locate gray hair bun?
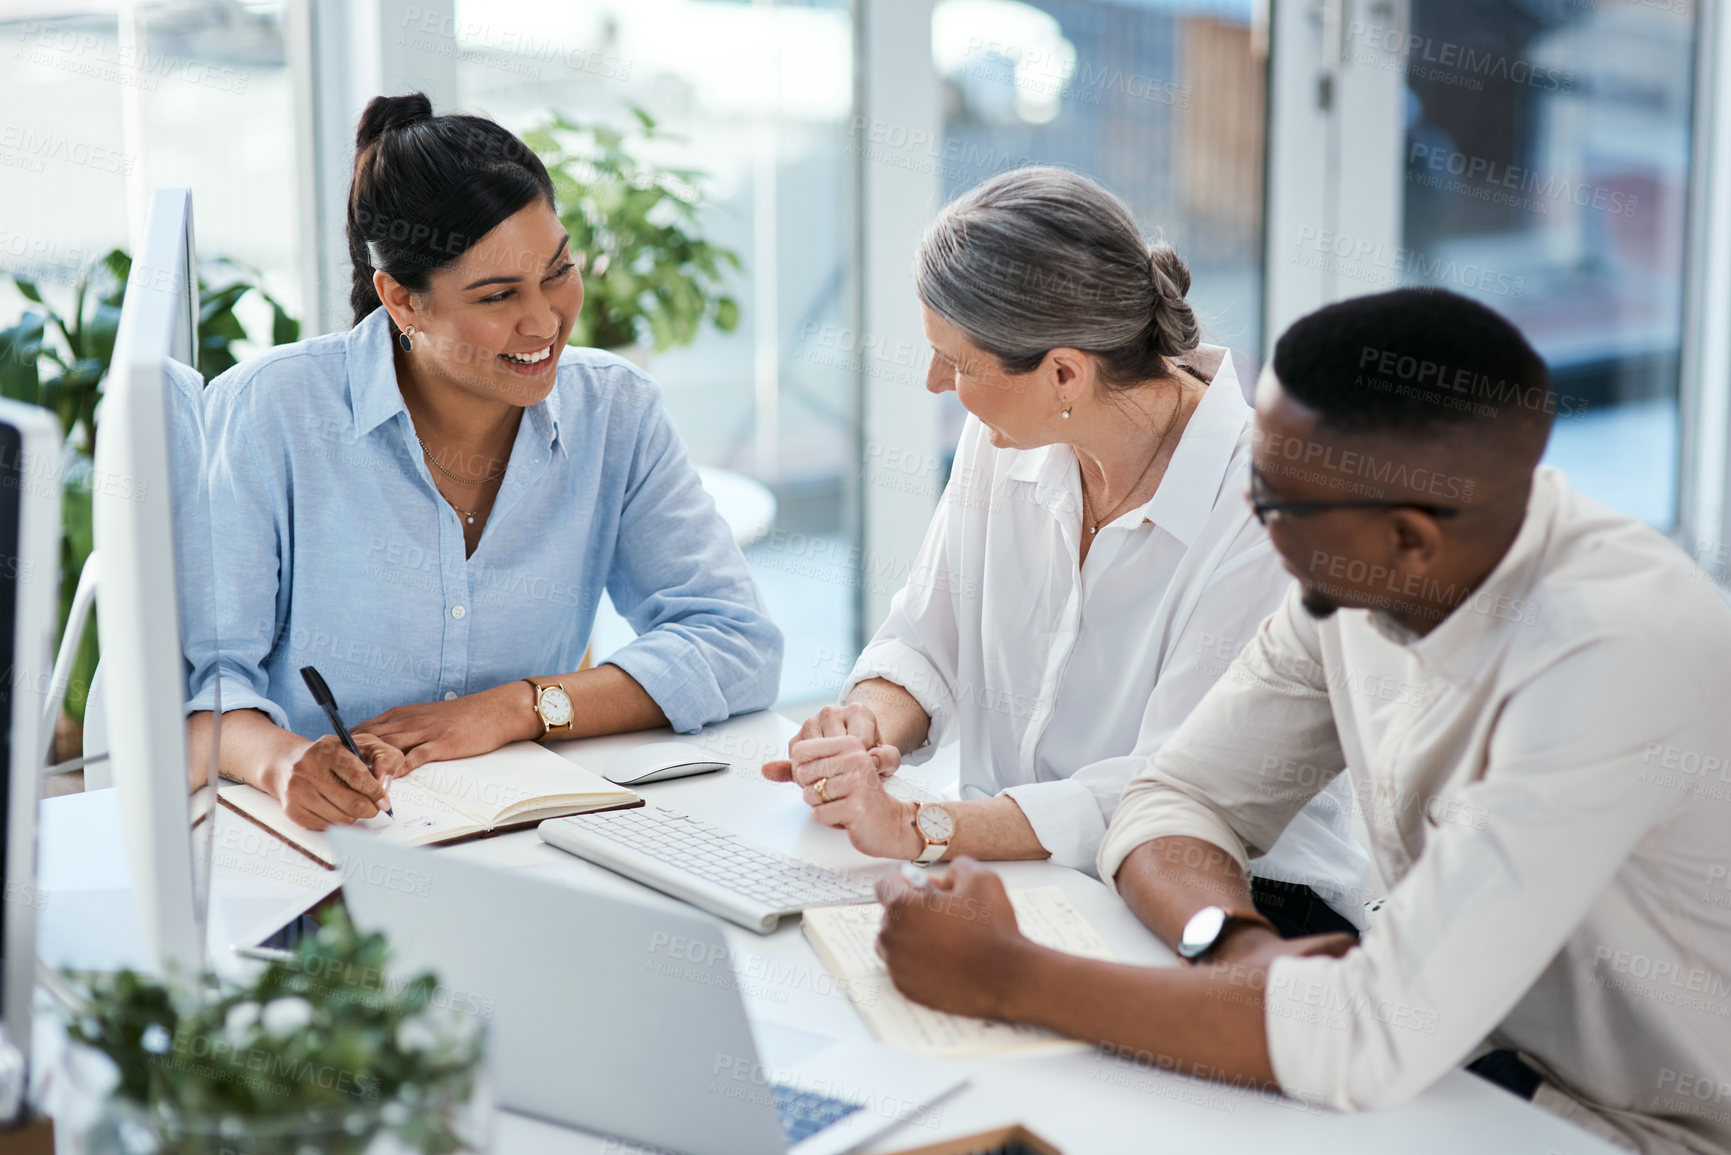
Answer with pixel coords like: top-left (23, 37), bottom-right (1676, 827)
top-left (1148, 241), bottom-right (1200, 358)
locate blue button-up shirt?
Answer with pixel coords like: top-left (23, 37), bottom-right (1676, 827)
top-left (185, 307), bottom-right (782, 738)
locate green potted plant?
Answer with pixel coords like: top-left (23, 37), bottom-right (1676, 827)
top-left (521, 105), bottom-right (743, 355)
top-left (0, 252), bottom-right (298, 747)
top-left (49, 908), bottom-right (489, 1154)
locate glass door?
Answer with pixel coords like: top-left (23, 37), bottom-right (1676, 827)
top-left (1268, 0), bottom-right (1701, 531)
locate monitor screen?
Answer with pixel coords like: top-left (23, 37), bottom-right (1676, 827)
top-left (91, 187), bottom-right (219, 972)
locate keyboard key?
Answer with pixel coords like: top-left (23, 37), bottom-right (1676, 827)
top-left (773, 1084), bottom-right (864, 1146)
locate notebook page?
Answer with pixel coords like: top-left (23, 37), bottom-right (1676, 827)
top-left (802, 886), bottom-right (1115, 1058)
top-left (218, 780), bottom-right (480, 869)
top-left (403, 741), bottom-right (632, 825)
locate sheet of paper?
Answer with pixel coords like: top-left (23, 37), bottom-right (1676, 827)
top-left (801, 886), bottom-right (1115, 1058)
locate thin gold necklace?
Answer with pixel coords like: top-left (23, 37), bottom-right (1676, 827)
top-left (1079, 374), bottom-right (1195, 535)
top-left (418, 436), bottom-right (506, 485)
top-left (1080, 446), bottom-right (1163, 535)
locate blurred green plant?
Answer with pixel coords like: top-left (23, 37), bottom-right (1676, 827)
top-left (58, 906), bottom-right (484, 1154)
top-left (0, 251), bottom-right (297, 725)
top-left (522, 105), bottom-right (743, 352)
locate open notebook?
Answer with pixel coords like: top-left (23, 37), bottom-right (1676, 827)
top-left (802, 886), bottom-right (1115, 1059)
top-left (218, 741), bottom-right (641, 869)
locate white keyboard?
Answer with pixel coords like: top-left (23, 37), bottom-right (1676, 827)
top-left (537, 806), bottom-right (879, 933)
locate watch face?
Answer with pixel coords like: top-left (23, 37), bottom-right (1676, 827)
top-left (1179, 905), bottom-right (1228, 959)
top-left (916, 804), bottom-right (954, 843)
top-left (539, 686), bottom-right (574, 726)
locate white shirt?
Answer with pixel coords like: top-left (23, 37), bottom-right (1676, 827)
top-left (1100, 467), bottom-right (1731, 1155)
top-left (847, 346), bottom-right (1369, 904)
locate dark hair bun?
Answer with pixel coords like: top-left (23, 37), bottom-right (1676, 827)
top-left (355, 93), bottom-right (434, 150)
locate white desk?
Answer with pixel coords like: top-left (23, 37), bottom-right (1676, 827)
top-left (38, 712), bottom-right (1620, 1154)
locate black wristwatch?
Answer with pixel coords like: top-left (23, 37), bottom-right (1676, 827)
top-left (1177, 905), bottom-right (1274, 963)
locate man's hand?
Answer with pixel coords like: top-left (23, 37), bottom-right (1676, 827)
top-left (1207, 922), bottom-right (1358, 968)
top-left (355, 682), bottom-right (538, 771)
top-left (267, 733), bottom-right (401, 830)
top-left (875, 858), bottom-right (1035, 1019)
top-left (762, 703), bottom-right (897, 782)
top-left (780, 736), bottom-right (920, 858)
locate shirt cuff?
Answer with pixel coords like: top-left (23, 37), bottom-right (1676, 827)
top-left (999, 778), bottom-right (1108, 873)
top-left (186, 675), bottom-right (289, 731)
top-left (605, 631), bottom-right (727, 734)
top-left (1096, 782), bottom-right (1252, 895)
top-left (844, 640), bottom-right (956, 757)
top-left (1264, 954), bottom-right (1356, 1111)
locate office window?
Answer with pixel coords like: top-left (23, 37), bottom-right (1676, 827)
top-left (450, 0), bottom-right (857, 705)
top-left (1394, 0), bottom-right (1695, 527)
top-left (931, 0), bottom-right (1267, 457)
top-left (1, 3), bottom-right (299, 738)
top-left (1, 13), bottom-right (125, 311)
top-left (0, 3), bottom-right (303, 340)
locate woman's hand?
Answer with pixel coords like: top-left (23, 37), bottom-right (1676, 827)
top-left (875, 859), bottom-right (1032, 1019)
top-left (762, 702), bottom-right (898, 782)
top-left (354, 682), bottom-right (537, 771)
top-left (267, 733), bottom-right (402, 830)
top-left (781, 735), bottom-right (921, 858)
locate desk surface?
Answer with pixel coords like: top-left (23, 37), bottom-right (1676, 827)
top-left (39, 712), bottom-right (1619, 1155)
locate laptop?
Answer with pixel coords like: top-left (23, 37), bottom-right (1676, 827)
top-left (332, 831), bottom-right (965, 1155)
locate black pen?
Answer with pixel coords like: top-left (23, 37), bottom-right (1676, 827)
top-left (299, 665), bottom-right (392, 818)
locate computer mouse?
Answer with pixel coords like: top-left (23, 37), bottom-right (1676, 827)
top-left (601, 741), bottom-right (730, 786)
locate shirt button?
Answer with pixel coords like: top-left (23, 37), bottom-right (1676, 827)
top-left (443, 691), bottom-right (458, 701)
top-left (451, 605), bottom-right (466, 619)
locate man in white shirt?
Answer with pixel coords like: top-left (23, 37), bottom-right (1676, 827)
top-left (873, 288), bottom-right (1731, 1155)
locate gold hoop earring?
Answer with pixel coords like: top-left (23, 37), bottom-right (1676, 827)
top-left (398, 325), bottom-right (415, 353)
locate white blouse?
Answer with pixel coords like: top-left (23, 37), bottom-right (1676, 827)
top-left (846, 345), bottom-right (1369, 903)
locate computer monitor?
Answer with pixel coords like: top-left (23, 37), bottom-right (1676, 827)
top-left (93, 187), bottom-right (217, 974)
top-left (0, 399), bottom-right (63, 1110)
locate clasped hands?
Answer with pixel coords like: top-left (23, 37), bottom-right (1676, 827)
top-left (760, 704), bottom-right (926, 859)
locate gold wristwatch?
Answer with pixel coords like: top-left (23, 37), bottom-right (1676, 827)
top-left (523, 677), bottom-right (575, 739)
top-left (912, 803), bottom-right (954, 865)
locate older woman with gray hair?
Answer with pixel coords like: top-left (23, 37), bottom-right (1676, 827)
top-left (763, 166), bottom-right (1367, 937)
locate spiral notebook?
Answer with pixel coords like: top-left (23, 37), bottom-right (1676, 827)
top-left (218, 741), bottom-right (642, 869)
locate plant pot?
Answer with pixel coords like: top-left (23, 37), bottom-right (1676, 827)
top-left (50, 1010), bottom-right (492, 1155)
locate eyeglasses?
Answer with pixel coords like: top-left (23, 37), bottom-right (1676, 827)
top-left (1247, 465), bottom-right (1461, 527)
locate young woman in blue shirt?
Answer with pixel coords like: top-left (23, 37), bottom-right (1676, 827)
top-left (186, 94), bottom-right (781, 829)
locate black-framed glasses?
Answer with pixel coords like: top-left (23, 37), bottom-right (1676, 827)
top-left (1247, 465), bottom-right (1461, 527)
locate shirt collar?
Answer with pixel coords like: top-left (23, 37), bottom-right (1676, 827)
top-left (345, 308), bottom-right (565, 454)
top-left (346, 308), bottom-right (408, 438)
top-left (1139, 345), bottom-right (1248, 547)
top-left (526, 374), bottom-right (566, 456)
top-left (1002, 344), bottom-right (1249, 545)
top-left (1400, 466), bottom-right (1559, 682)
